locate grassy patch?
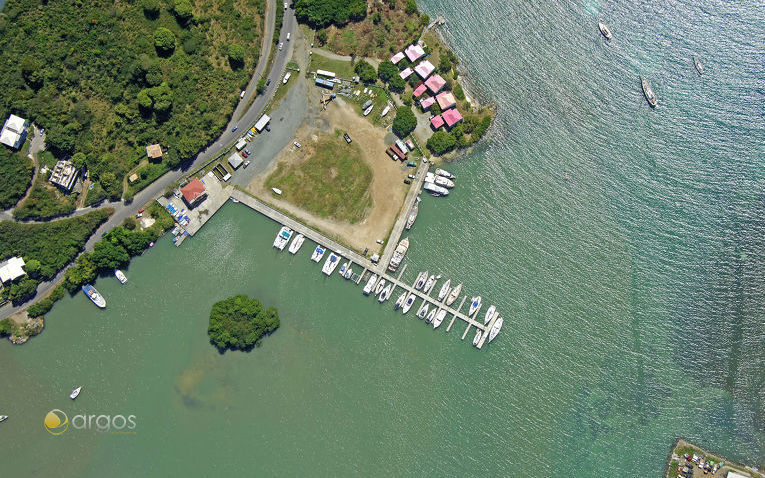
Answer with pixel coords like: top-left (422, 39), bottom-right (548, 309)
top-left (309, 52), bottom-right (355, 79)
top-left (84, 182), bottom-right (107, 207)
top-left (12, 174), bottom-right (77, 221)
top-left (127, 162), bottom-right (170, 195)
top-left (265, 134), bottom-right (372, 223)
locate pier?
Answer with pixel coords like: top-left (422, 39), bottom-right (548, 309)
top-left (380, 161), bottom-right (429, 268)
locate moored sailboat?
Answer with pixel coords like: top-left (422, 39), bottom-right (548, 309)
top-left (437, 279), bottom-right (451, 301)
top-left (432, 309), bottom-right (447, 329)
top-left (445, 283), bottom-right (462, 306)
top-left (488, 317), bottom-right (504, 343)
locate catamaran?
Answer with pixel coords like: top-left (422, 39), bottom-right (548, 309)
top-left (363, 274), bottom-right (378, 296)
top-left (273, 226), bottom-right (293, 250)
top-left (322, 252), bottom-right (340, 275)
top-left (437, 279), bottom-right (451, 301)
top-left (311, 245), bottom-right (325, 262)
top-left (338, 261), bottom-right (348, 277)
top-left (414, 270), bottom-right (428, 290)
top-left (469, 296), bottom-right (482, 317)
top-left (423, 275), bottom-right (436, 293)
top-left (445, 283), bottom-right (462, 306)
top-left (288, 234), bottom-right (305, 254)
top-left (432, 309), bottom-right (447, 329)
top-left (393, 292), bottom-right (406, 310)
top-left (374, 279), bottom-right (387, 296)
top-left (417, 303), bottom-right (430, 319)
top-left (473, 329), bottom-right (482, 346)
top-left (484, 304), bottom-right (497, 325)
top-left (70, 386), bottom-right (82, 400)
top-left (488, 317), bottom-right (504, 342)
top-left (82, 285), bottom-right (106, 308)
top-left (378, 284), bottom-right (392, 302)
top-left (114, 269), bottom-right (127, 284)
top-left (388, 237), bottom-right (409, 272)
top-left (424, 308), bottom-right (436, 324)
top-left (401, 293), bottom-right (416, 314)
top-left (405, 197), bottom-right (421, 230)
top-left (435, 168), bottom-right (455, 179)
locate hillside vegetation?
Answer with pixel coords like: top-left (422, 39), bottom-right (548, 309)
top-left (0, 0), bottom-right (265, 196)
top-left (0, 145), bottom-right (34, 210)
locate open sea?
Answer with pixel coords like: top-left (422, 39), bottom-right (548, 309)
top-left (1, 0), bottom-right (763, 476)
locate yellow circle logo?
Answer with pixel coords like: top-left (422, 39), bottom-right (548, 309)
top-left (44, 409), bottom-right (69, 435)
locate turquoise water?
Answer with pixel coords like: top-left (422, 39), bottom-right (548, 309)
top-left (2, 0), bottom-right (764, 475)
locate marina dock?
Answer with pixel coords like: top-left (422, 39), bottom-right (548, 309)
top-left (380, 161), bottom-right (429, 268)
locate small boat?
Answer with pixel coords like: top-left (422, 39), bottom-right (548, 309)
top-left (375, 279), bottom-right (387, 296)
top-left (393, 292), bottom-right (406, 310)
top-left (273, 226), bottom-right (293, 250)
top-left (363, 105), bottom-right (374, 116)
top-left (469, 296), bottom-right (482, 317)
top-left (288, 234), bottom-right (305, 254)
top-left (598, 22), bottom-right (612, 40)
top-left (338, 261), bottom-right (349, 277)
top-left (488, 317), bottom-right (503, 343)
top-left (322, 252), bottom-right (340, 275)
top-left (437, 279), bottom-right (451, 301)
top-left (424, 308), bottom-right (436, 324)
top-left (417, 303), bottom-right (430, 319)
top-left (484, 304), bottom-right (497, 325)
top-left (641, 75), bottom-right (658, 107)
top-left (473, 329), bottom-right (482, 346)
top-left (272, 187), bottom-right (282, 195)
top-left (414, 270), bottom-right (428, 290)
top-left (435, 168), bottom-right (455, 179)
top-left (0, 415), bottom-right (7, 422)
top-left (425, 172), bottom-right (455, 189)
top-left (344, 267), bottom-right (353, 279)
top-left (424, 182), bottom-right (449, 196)
top-left (388, 237), bottom-right (409, 272)
top-left (70, 386), bottom-right (82, 400)
top-left (363, 274), bottom-right (379, 296)
top-left (401, 293), bottom-right (416, 314)
top-left (432, 309), bottom-right (447, 329)
top-left (693, 55), bottom-right (703, 76)
top-left (82, 285), bottom-right (106, 308)
top-left (380, 105), bottom-right (391, 117)
top-left (230, 197), bottom-right (240, 203)
top-left (423, 275), bottom-right (436, 293)
top-left (311, 245), bottom-right (325, 262)
top-left (114, 269), bottom-right (127, 284)
top-left (445, 283), bottom-right (462, 306)
top-left (405, 197), bottom-right (421, 230)
top-left (378, 284), bottom-right (392, 302)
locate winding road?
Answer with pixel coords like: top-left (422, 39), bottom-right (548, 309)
top-left (0, 0), bottom-right (297, 320)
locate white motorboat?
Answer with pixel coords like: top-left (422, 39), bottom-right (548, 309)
top-left (375, 279), bottom-right (387, 296)
top-left (272, 187), bottom-right (282, 195)
top-left (338, 261), bottom-right (349, 277)
top-left (469, 296), bottom-right (482, 317)
top-left (380, 105), bottom-right (391, 117)
top-left (344, 267), bottom-right (353, 279)
top-left (288, 234), bottom-right (305, 254)
top-left (424, 182), bottom-right (449, 196)
top-left (445, 283), bottom-right (462, 306)
top-left (405, 197), bottom-right (420, 230)
top-left (437, 279), bottom-right (451, 301)
top-left (322, 252), bottom-right (340, 275)
top-left (0, 415), bottom-right (7, 422)
top-left (414, 270), bottom-right (428, 290)
top-left (424, 308), bottom-right (436, 324)
top-left (363, 274), bottom-right (378, 296)
top-left (70, 386), bottom-right (82, 400)
top-left (435, 168), bottom-right (455, 179)
top-left (388, 237), bottom-right (409, 272)
top-left (488, 317), bottom-right (503, 342)
top-left (484, 304), bottom-right (497, 325)
top-left (473, 329), bottom-right (482, 346)
top-left (417, 303), bottom-right (430, 319)
top-left (423, 275), bottom-right (436, 293)
top-left (432, 309), bottom-right (447, 329)
top-left (401, 293), bottom-right (416, 314)
top-left (273, 226), bottom-right (293, 250)
top-left (311, 245), bottom-right (325, 262)
top-left (378, 284), bottom-right (392, 302)
top-left (598, 22), bottom-right (612, 40)
top-left (393, 292), bottom-right (406, 310)
top-left (425, 172), bottom-right (455, 189)
top-left (82, 285), bottom-right (106, 308)
top-left (114, 269), bottom-right (127, 284)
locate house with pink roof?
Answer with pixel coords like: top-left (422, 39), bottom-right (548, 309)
top-left (430, 115), bottom-right (444, 129)
top-left (390, 52), bottom-right (405, 64)
top-left (404, 44), bottom-right (425, 62)
top-left (414, 60), bottom-right (435, 79)
top-left (399, 67), bottom-right (413, 80)
top-left (424, 74), bottom-right (446, 93)
top-left (436, 91), bottom-right (456, 110)
top-left (442, 108), bottom-right (463, 129)
top-left (420, 97), bottom-right (436, 110)
top-left (412, 84), bottom-right (427, 98)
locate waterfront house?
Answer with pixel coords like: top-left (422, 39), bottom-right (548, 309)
top-left (436, 91), bottom-right (457, 110)
top-left (0, 257), bottom-right (26, 284)
top-left (390, 52), bottom-right (405, 64)
top-left (430, 115), bottom-right (444, 130)
top-left (146, 143), bottom-right (163, 160)
top-left (424, 74), bottom-right (446, 94)
top-left (180, 178), bottom-right (207, 207)
top-left (420, 97), bottom-right (436, 111)
top-left (414, 60), bottom-right (435, 79)
top-left (0, 114), bottom-right (29, 149)
top-left (413, 84), bottom-right (428, 98)
top-left (442, 108), bottom-right (463, 129)
top-left (399, 67), bottom-right (413, 80)
top-left (49, 160), bottom-right (79, 192)
top-left (404, 44), bottom-right (425, 62)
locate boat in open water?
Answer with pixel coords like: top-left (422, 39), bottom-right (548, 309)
top-left (424, 308), bottom-right (436, 324)
top-left (322, 252), bottom-right (340, 275)
top-left (378, 284), bottom-right (392, 302)
top-left (114, 269), bottom-right (127, 284)
top-left (311, 245), bottom-right (325, 262)
top-left (82, 285), bottom-right (106, 308)
top-left (423, 275), bottom-right (436, 293)
top-left (363, 274), bottom-right (379, 296)
top-left (693, 55), bottom-right (703, 76)
top-left (288, 234), bottom-right (305, 254)
top-left (388, 237), bottom-right (409, 272)
top-left (598, 22), bottom-right (612, 40)
top-left (394, 292), bottom-right (406, 310)
top-left (488, 317), bottom-right (503, 343)
top-left (473, 329), bottom-right (482, 346)
top-left (0, 415), bottom-right (7, 422)
top-left (445, 283), bottom-right (462, 306)
top-left (641, 76), bottom-right (658, 107)
top-left (437, 279), bottom-right (451, 301)
top-left (405, 197), bottom-right (421, 230)
top-left (469, 296), bottom-right (482, 317)
top-left (417, 303), bottom-right (430, 319)
top-left (401, 293), bottom-right (416, 314)
top-left (484, 304), bottom-right (497, 325)
top-left (273, 226), bottom-right (293, 250)
top-left (432, 309), bottom-right (447, 329)
top-left (70, 386), bottom-right (83, 400)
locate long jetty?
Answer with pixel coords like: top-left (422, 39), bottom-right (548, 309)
top-left (380, 161), bottom-right (429, 268)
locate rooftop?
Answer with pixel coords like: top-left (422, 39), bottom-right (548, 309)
top-left (228, 152), bottom-right (244, 169)
top-left (390, 52), bottom-right (405, 64)
top-left (404, 44), bottom-right (425, 62)
top-left (0, 114), bottom-right (28, 149)
top-left (414, 60), bottom-right (436, 79)
top-left (430, 115), bottom-right (444, 129)
top-left (424, 74), bottom-right (446, 93)
top-left (146, 144), bottom-right (163, 159)
top-left (442, 108), bottom-right (463, 128)
top-left (413, 84), bottom-right (428, 98)
top-left (0, 256), bottom-right (26, 283)
top-left (420, 97), bottom-right (436, 110)
top-left (49, 160), bottom-right (79, 191)
top-left (181, 178), bottom-right (207, 205)
top-left (399, 67), bottom-right (413, 79)
top-left (436, 91), bottom-right (457, 110)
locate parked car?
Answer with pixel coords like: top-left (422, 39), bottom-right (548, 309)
top-left (242, 151), bottom-right (248, 158)
top-left (286, 32), bottom-right (291, 41)
top-left (240, 91), bottom-right (246, 99)
top-left (343, 133), bottom-right (352, 143)
top-left (404, 179), bottom-right (412, 185)
top-left (293, 141), bottom-right (301, 148)
top-left (244, 149), bottom-right (251, 155)
top-left (407, 174), bottom-right (415, 180)
top-left (232, 125), bottom-right (238, 132)
top-left (266, 78), bottom-right (271, 86)
top-left (243, 160), bottom-right (250, 168)
top-left (279, 42), bottom-right (283, 51)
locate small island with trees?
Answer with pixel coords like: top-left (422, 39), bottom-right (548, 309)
top-left (207, 295), bottom-right (280, 353)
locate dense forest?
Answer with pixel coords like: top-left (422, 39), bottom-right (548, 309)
top-left (0, 0), bottom-right (265, 198)
top-left (294, 0), bottom-right (366, 28)
top-left (208, 295), bottom-right (279, 352)
top-left (0, 145), bottom-right (34, 210)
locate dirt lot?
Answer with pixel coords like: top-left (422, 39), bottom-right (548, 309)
top-left (248, 92), bottom-right (409, 255)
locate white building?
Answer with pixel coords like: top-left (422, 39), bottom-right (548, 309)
top-left (227, 152), bottom-right (244, 170)
top-left (49, 160), bottom-right (79, 191)
top-left (0, 114), bottom-right (29, 149)
top-left (0, 257), bottom-right (26, 284)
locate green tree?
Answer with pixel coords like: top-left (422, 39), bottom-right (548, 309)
top-left (25, 259), bottom-right (41, 278)
top-left (372, 11), bottom-right (382, 24)
top-left (354, 60), bottom-right (376, 84)
top-left (405, 0), bottom-right (418, 14)
top-left (316, 29), bottom-right (328, 45)
top-left (388, 74), bottom-right (406, 93)
top-left (392, 106), bottom-right (417, 138)
top-left (71, 152), bottom-right (87, 170)
top-left (90, 241), bottom-right (130, 270)
top-left (377, 60), bottom-right (397, 83)
top-left (0, 318), bottom-right (15, 336)
top-left (426, 130), bottom-right (456, 155)
top-left (142, 0), bottom-right (160, 18)
top-left (256, 78), bottom-right (267, 94)
top-left (173, 0), bottom-right (194, 23)
top-left (207, 295), bottom-right (280, 352)
top-left (154, 27), bottom-right (176, 53)
top-left (453, 82), bottom-right (465, 101)
top-left (227, 44), bottom-right (245, 68)
top-left (294, 0), bottom-right (367, 28)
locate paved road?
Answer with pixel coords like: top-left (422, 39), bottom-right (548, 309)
top-left (0, 1), bottom-right (298, 320)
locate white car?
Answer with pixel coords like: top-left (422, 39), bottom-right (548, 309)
top-left (279, 42), bottom-right (283, 51)
top-left (284, 1), bottom-right (288, 9)
top-left (293, 141), bottom-right (301, 148)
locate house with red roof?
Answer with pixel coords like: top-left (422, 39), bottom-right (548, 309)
top-left (399, 67), bottom-right (413, 79)
top-left (404, 44), bottom-right (425, 62)
top-left (181, 178), bottom-right (207, 207)
top-left (413, 84), bottom-right (428, 98)
top-left (430, 115), bottom-right (444, 130)
top-left (436, 91), bottom-right (456, 110)
top-left (414, 60), bottom-right (435, 79)
top-left (390, 52), bottom-right (405, 64)
top-left (420, 97), bottom-right (436, 110)
top-left (424, 74), bottom-right (446, 94)
top-left (442, 108), bottom-right (463, 129)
